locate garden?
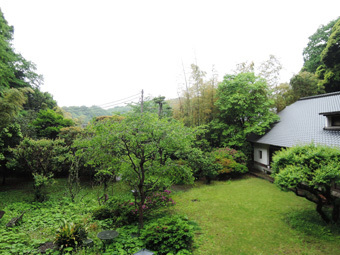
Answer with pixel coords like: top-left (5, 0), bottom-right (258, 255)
top-left (2, 175), bottom-right (340, 254)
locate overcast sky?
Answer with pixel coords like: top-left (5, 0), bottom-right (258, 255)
top-left (1, 0), bottom-right (340, 107)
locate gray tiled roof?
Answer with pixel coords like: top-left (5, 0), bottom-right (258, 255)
top-left (253, 92), bottom-right (340, 148)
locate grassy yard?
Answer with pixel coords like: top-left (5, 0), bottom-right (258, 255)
top-left (173, 176), bottom-right (340, 255)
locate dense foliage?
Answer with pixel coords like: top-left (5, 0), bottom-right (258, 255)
top-left (211, 147), bottom-right (248, 177)
top-left (31, 109), bottom-right (74, 140)
top-left (318, 19), bottom-right (340, 92)
top-left (54, 220), bottom-right (88, 249)
top-left (211, 72), bottom-right (279, 152)
top-left (272, 144), bottom-right (340, 223)
top-left (140, 215), bottom-right (194, 255)
top-left (10, 138), bottom-right (70, 201)
top-left (289, 71), bottom-right (324, 99)
top-left (303, 17), bottom-right (340, 74)
top-left (78, 112), bottom-right (196, 228)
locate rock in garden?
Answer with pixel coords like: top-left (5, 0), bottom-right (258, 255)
top-left (6, 211), bottom-right (25, 228)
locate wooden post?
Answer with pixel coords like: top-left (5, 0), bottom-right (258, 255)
top-left (141, 90), bottom-right (144, 113)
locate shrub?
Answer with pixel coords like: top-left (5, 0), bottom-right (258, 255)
top-left (97, 197), bottom-right (137, 227)
top-left (211, 147), bottom-right (248, 177)
top-left (144, 190), bottom-right (176, 213)
top-left (140, 215), bottom-right (194, 255)
top-left (94, 191), bottom-right (176, 227)
top-left (33, 172), bottom-right (55, 202)
top-left (186, 148), bottom-right (221, 183)
top-left (54, 220), bottom-right (87, 249)
top-left (92, 206), bottom-right (112, 220)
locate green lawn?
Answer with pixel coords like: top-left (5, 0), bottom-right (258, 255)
top-left (173, 176), bottom-right (340, 255)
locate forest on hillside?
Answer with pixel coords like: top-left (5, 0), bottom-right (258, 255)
top-left (62, 105), bottom-right (131, 126)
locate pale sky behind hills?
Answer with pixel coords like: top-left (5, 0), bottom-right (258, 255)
top-left (1, 0), bottom-right (340, 107)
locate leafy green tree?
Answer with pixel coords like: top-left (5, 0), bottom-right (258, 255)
top-left (24, 88), bottom-right (57, 112)
top-left (290, 71), bottom-right (324, 99)
top-left (0, 123), bottom-right (22, 184)
top-left (31, 108), bottom-right (74, 139)
top-left (0, 87), bottom-right (32, 129)
top-left (211, 72), bottom-right (279, 152)
top-left (302, 17), bottom-right (340, 74)
top-left (318, 19), bottom-right (340, 92)
top-left (0, 9), bottom-right (42, 91)
top-left (272, 144), bottom-right (340, 224)
top-left (185, 148), bottom-right (221, 184)
top-left (272, 83), bottom-right (295, 112)
top-left (78, 113), bottom-right (196, 229)
top-left (10, 138), bottom-right (70, 201)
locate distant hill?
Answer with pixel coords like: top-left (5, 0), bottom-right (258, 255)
top-left (62, 105), bottom-right (131, 125)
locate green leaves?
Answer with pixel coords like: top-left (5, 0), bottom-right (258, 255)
top-left (213, 72), bottom-right (279, 150)
top-left (30, 109), bottom-right (74, 140)
top-left (303, 17), bottom-right (340, 74)
top-left (271, 144), bottom-right (340, 222)
top-left (140, 215), bottom-right (194, 254)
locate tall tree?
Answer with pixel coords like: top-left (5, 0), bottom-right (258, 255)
top-left (0, 123), bottom-right (22, 184)
top-left (211, 72), bottom-right (279, 152)
top-left (0, 9), bottom-right (42, 91)
top-left (272, 82), bottom-right (294, 113)
top-left (303, 17), bottom-right (340, 74)
top-left (290, 71), bottom-right (324, 99)
top-left (173, 64), bottom-right (218, 127)
top-left (317, 19), bottom-right (340, 92)
top-left (0, 87), bottom-right (32, 129)
top-left (258, 55), bottom-right (282, 90)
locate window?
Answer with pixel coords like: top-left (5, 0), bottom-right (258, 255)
top-left (259, 150), bottom-right (262, 159)
top-left (331, 116), bottom-right (340, 126)
top-left (320, 111), bottom-right (340, 130)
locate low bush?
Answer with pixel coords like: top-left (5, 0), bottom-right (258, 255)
top-left (92, 206), bottom-right (112, 221)
top-left (93, 191), bottom-right (176, 227)
top-left (93, 197), bottom-right (137, 227)
top-left (140, 215), bottom-right (194, 255)
top-left (211, 147), bottom-right (248, 178)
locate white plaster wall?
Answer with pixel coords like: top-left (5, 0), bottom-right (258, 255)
top-left (253, 143), bottom-right (270, 171)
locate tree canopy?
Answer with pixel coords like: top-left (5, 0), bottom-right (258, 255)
top-left (317, 19), bottom-right (340, 92)
top-left (290, 71), bottom-right (324, 99)
top-left (211, 72), bottom-right (279, 151)
top-left (272, 144), bottom-right (340, 224)
top-left (302, 17), bottom-right (340, 74)
top-left (0, 9), bottom-right (42, 91)
top-left (78, 112), bottom-right (196, 228)
top-left (31, 109), bottom-right (74, 139)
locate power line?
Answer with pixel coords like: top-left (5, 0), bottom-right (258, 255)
top-left (101, 95), bottom-right (141, 109)
top-left (98, 93), bottom-right (141, 107)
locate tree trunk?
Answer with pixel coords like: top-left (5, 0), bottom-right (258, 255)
top-left (332, 204), bottom-right (340, 223)
top-left (1, 165), bottom-right (6, 185)
top-left (316, 203), bottom-right (330, 224)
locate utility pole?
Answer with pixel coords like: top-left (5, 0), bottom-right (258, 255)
top-left (141, 89), bottom-right (144, 114)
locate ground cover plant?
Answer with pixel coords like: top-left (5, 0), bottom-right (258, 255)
top-left (0, 179), bottom-right (194, 254)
